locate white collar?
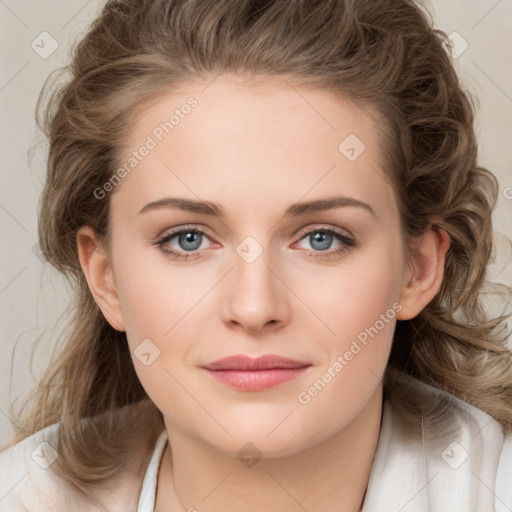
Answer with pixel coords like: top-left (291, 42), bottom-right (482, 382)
top-left (137, 429), bottom-right (168, 512)
top-left (362, 373), bottom-right (508, 511)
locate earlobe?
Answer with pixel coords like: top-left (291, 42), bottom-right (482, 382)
top-left (76, 226), bottom-right (126, 332)
top-left (396, 225), bottom-right (450, 321)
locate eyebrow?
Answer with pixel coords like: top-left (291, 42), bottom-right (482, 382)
top-left (138, 195), bottom-right (376, 218)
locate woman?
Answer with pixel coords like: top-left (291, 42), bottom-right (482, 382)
top-left (1, 0), bottom-right (511, 510)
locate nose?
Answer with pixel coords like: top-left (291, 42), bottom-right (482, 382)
top-left (222, 244), bottom-right (291, 335)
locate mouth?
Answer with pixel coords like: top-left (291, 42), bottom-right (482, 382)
top-left (201, 354), bottom-right (312, 391)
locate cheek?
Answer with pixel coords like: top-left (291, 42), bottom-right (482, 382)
top-left (331, 266), bottom-right (400, 346)
top-left (112, 247), bottom-right (209, 338)
top-left (298, 239), bottom-right (404, 346)
top-left (112, 255), bottom-right (197, 413)
top-left (291, 244), bottom-right (403, 405)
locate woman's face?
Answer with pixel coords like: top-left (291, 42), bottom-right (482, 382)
top-left (82, 76), bottom-right (426, 457)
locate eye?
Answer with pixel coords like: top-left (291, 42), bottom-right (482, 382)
top-left (154, 225), bottom-right (356, 261)
top-left (155, 227), bottom-right (216, 260)
top-left (293, 227), bottom-right (355, 259)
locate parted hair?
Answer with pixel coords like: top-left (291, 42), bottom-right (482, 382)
top-left (5, 0), bottom-right (512, 494)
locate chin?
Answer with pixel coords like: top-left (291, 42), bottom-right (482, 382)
top-left (201, 417), bottom-right (331, 461)
top-left (208, 432), bottom-right (309, 461)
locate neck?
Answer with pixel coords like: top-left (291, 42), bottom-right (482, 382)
top-left (156, 384), bottom-right (383, 512)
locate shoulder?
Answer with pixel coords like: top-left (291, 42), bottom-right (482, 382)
top-left (363, 370), bottom-right (512, 512)
top-left (496, 427), bottom-right (512, 511)
top-left (0, 422), bottom-right (148, 512)
top-left (385, 369), bottom-right (503, 439)
top-left (0, 422), bottom-right (78, 511)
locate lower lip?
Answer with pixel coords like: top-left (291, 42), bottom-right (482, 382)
top-left (204, 367), bottom-right (310, 391)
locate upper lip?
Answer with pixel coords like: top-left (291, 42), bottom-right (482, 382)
top-left (202, 355), bottom-right (311, 371)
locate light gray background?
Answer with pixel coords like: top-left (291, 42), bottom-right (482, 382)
top-left (1, 0), bottom-right (511, 441)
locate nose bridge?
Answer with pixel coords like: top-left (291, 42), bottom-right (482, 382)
top-left (222, 234), bottom-right (289, 332)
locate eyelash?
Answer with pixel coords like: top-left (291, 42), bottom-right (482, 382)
top-left (154, 225), bottom-right (356, 261)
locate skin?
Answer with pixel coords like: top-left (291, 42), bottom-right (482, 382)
top-left (77, 75), bottom-right (449, 512)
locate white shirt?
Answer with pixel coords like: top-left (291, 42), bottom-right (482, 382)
top-left (137, 429), bottom-right (168, 511)
top-left (1, 373), bottom-right (511, 511)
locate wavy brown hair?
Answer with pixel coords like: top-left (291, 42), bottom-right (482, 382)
top-left (4, 0), bottom-right (512, 495)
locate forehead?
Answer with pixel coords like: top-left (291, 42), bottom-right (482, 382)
top-left (113, 76), bottom-right (396, 223)
top-left (127, 75), bottom-right (382, 155)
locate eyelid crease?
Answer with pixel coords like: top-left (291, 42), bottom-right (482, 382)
top-left (294, 224), bottom-right (355, 242)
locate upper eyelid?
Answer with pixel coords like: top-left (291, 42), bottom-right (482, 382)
top-left (158, 224), bottom-right (215, 239)
top-left (294, 224), bottom-right (353, 240)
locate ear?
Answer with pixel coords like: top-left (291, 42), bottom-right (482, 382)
top-left (397, 225), bottom-right (450, 320)
top-left (76, 226), bottom-right (126, 332)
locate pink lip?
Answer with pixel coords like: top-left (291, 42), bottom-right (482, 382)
top-left (201, 355), bottom-right (311, 391)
